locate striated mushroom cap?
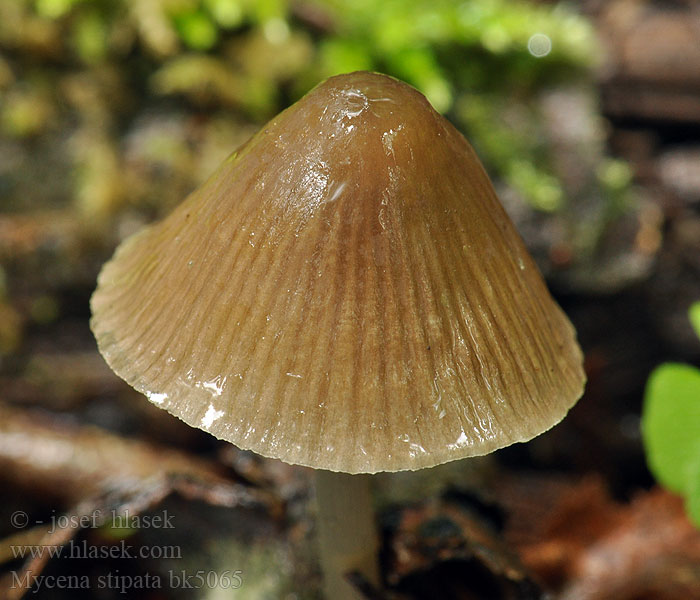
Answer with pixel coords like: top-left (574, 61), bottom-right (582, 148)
top-left (91, 72), bottom-right (585, 474)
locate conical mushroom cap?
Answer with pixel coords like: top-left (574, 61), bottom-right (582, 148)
top-left (91, 72), bottom-right (585, 474)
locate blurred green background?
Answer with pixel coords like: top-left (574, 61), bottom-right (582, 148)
top-left (1, 0), bottom-right (608, 217)
top-left (0, 0), bottom-right (653, 358)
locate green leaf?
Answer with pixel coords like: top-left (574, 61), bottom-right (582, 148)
top-left (320, 39), bottom-right (374, 75)
top-left (172, 10), bottom-right (218, 51)
top-left (35, 0), bottom-right (81, 19)
top-left (205, 0), bottom-right (243, 28)
top-left (642, 363), bottom-right (700, 494)
top-left (690, 302), bottom-right (700, 342)
top-left (72, 10), bottom-right (108, 64)
top-left (686, 458), bottom-right (700, 528)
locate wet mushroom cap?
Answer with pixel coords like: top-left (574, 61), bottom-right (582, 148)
top-left (91, 71), bottom-right (585, 474)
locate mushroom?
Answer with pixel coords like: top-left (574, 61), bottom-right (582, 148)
top-left (91, 71), bottom-right (585, 598)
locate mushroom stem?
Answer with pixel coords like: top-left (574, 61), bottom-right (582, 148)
top-left (315, 470), bottom-right (380, 599)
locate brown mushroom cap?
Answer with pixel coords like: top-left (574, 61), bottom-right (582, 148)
top-left (91, 71), bottom-right (585, 474)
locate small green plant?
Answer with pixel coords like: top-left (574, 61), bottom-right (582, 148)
top-left (642, 302), bottom-right (700, 527)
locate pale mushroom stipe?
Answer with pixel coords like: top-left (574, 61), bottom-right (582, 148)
top-left (91, 71), bottom-right (586, 598)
